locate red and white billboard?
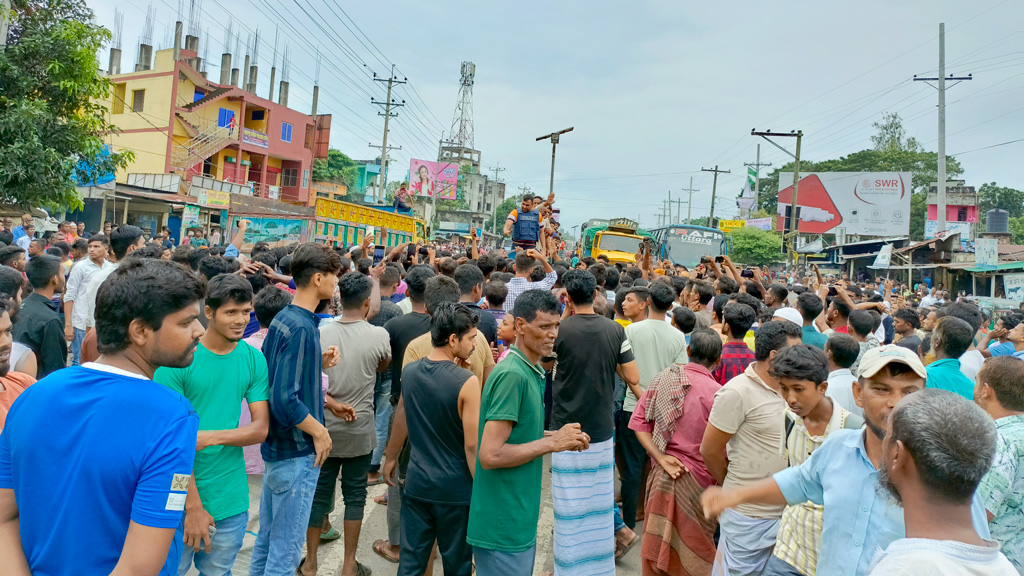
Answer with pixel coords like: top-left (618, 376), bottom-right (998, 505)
top-left (776, 172), bottom-right (912, 236)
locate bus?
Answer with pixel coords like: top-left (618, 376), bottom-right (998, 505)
top-left (650, 224), bottom-right (728, 268)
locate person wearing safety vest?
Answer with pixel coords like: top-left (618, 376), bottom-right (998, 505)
top-left (503, 193), bottom-right (553, 251)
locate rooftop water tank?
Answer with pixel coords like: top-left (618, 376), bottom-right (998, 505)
top-left (986, 209), bottom-right (1009, 234)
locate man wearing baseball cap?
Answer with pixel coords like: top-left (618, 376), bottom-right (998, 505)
top-left (701, 345), bottom-right (992, 576)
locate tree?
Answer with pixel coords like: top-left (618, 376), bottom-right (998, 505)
top-left (977, 182), bottom-right (1024, 224)
top-left (0, 0), bottom-right (132, 209)
top-left (747, 113), bottom-right (962, 240)
top-left (484, 195), bottom-right (521, 235)
top-left (728, 227), bottom-right (783, 265)
top-left (311, 149), bottom-right (358, 189)
top-left (1009, 217), bottom-right (1024, 245)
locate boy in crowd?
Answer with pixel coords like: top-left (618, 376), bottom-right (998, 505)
top-left (155, 275), bottom-right (270, 575)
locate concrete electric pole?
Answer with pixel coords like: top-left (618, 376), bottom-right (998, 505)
top-left (370, 65), bottom-right (406, 204)
top-left (701, 165), bottom-right (731, 224)
top-left (536, 127), bottom-right (574, 199)
top-left (752, 129), bottom-right (803, 261)
top-left (0, 0), bottom-right (10, 51)
top-left (744, 143), bottom-right (772, 212)
top-left (490, 163), bottom-right (505, 235)
top-left (681, 177), bottom-right (698, 223)
top-left (914, 23), bottom-right (972, 236)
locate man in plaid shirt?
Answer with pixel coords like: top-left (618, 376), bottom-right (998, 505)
top-left (713, 302), bottom-right (757, 385)
top-left (503, 249), bottom-right (556, 313)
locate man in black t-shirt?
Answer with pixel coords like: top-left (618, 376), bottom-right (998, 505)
top-left (454, 263), bottom-right (498, 345)
top-left (547, 270), bottom-right (639, 573)
top-left (383, 302), bottom-right (480, 576)
top-left (375, 265), bottom-right (435, 563)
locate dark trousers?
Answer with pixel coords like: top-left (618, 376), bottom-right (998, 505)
top-left (616, 410), bottom-right (646, 530)
top-left (398, 495), bottom-right (473, 576)
top-left (308, 453), bottom-right (373, 526)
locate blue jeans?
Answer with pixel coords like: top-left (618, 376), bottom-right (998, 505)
top-left (177, 511), bottom-right (248, 576)
top-left (473, 545), bottom-right (537, 576)
top-left (370, 378), bottom-right (393, 471)
top-left (248, 455), bottom-right (319, 576)
top-left (71, 327), bottom-right (85, 366)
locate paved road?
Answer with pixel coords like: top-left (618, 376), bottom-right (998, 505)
top-left (189, 456), bottom-right (643, 575)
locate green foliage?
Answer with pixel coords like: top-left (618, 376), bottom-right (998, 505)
top-left (748, 113), bottom-right (962, 241)
top-left (728, 227), bottom-right (783, 266)
top-left (1009, 217), bottom-right (1024, 245)
top-left (978, 182), bottom-right (1024, 223)
top-left (311, 149), bottom-right (358, 189)
top-left (484, 195), bottom-right (521, 233)
top-left (0, 0), bottom-right (132, 209)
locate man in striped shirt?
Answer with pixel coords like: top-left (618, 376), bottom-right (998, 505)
top-left (250, 243), bottom-right (346, 576)
top-left (503, 249), bottom-right (556, 313)
top-left (712, 302), bottom-right (756, 385)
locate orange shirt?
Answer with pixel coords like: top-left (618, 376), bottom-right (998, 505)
top-left (0, 371), bottom-right (36, 430)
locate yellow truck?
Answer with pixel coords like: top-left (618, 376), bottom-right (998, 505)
top-left (578, 218), bottom-right (655, 265)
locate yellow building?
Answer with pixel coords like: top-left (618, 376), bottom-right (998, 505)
top-left (101, 45), bottom-right (330, 205)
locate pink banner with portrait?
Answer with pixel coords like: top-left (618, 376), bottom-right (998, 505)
top-left (409, 159), bottom-right (458, 200)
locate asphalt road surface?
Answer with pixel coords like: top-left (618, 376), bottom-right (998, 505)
top-left (187, 455), bottom-right (643, 575)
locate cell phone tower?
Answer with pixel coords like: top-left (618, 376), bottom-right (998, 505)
top-left (449, 61), bottom-right (476, 149)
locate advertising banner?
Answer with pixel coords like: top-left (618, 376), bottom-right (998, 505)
top-left (718, 219), bottom-right (746, 233)
top-left (193, 189), bottom-right (230, 209)
top-left (182, 205), bottom-right (200, 227)
top-left (234, 216), bottom-right (304, 247)
top-left (1004, 273), bottom-right (1024, 301)
top-left (871, 244), bottom-right (893, 269)
top-left (975, 238), bottom-right (999, 271)
top-left (776, 172), bottom-right (913, 236)
top-left (409, 159), bottom-right (458, 200)
top-left (924, 220), bottom-right (972, 241)
top-left (746, 217), bottom-right (774, 231)
top-left (242, 128), bottom-right (270, 148)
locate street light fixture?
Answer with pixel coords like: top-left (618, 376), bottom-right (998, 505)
top-left (537, 127), bottom-right (574, 199)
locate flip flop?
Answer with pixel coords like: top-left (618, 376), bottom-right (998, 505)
top-left (355, 562), bottom-right (372, 576)
top-left (615, 532), bottom-right (639, 560)
top-left (373, 493), bottom-right (388, 505)
top-left (372, 539), bottom-right (399, 563)
top-left (319, 527), bottom-right (341, 542)
top-left (367, 476), bottom-right (385, 487)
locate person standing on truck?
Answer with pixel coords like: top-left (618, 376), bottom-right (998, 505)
top-left (503, 193), bottom-right (553, 251)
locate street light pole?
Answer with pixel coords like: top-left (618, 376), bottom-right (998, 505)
top-left (752, 129), bottom-right (803, 264)
top-left (536, 127), bottom-right (574, 199)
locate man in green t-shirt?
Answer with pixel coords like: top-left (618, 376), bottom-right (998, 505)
top-left (155, 274), bottom-right (270, 575)
top-left (468, 289), bottom-right (590, 576)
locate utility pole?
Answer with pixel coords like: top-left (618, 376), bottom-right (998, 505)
top-left (701, 165), bottom-right (730, 224)
top-left (914, 23), bottom-right (972, 235)
top-left (489, 162), bottom-right (505, 235)
top-left (536, 127), bottom-right (574, 199)
top-left (752, 129), bottom-right (803, 261)
top-left (430, 132), bottom-right (457, 230)
top-left (681, 177), bottom-right (698, 223)
top-left (371, 65), bottom-right (406, 204)
top-left (744, 143), bottom-right (772, 212)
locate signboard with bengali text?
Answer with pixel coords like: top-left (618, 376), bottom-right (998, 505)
top-left (242, 127), bottom-right (270, 148)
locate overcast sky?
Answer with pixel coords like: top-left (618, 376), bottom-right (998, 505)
top-left (90, 0), bottom-right (1023, 234)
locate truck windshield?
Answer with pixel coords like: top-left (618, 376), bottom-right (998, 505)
top-left (665, 233), bottom-right (726, 267)
top-left (597, 233), bottom-right (641, 254)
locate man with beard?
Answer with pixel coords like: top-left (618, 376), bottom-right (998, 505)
top-left (12, 254), bottom-right (67, 378)
top-left (0, 267), bottom-right (37, 378)
top-left (869, 390), bottom-right (1015, 575)
top-left (0, 297), bottom-right (35, 428)
top-left (0, 260), bottom-right (204, 575)
top-left (154, 275), bottom-right (270, 576)
top-left (702, 346), bottom-right (992, 576)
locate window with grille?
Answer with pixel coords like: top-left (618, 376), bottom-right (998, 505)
top-left (131, 90), bottom-right (145, 113)
top-left (282, 168), bottom-right (298, 188)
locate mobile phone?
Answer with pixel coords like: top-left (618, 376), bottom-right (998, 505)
top-left (828, 286), bottom-right (838, 297)
top-left (741, 269), bottom-right (754, 278)
top-left (715, 256), bottom-right (725, 263)
top-left (700, 257), bottom-right (711, 264)
top-left (373, 246), bottom-right (386, 265)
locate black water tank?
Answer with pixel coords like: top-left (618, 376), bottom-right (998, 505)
top-left (987, 209), bottom-right (1009, 233)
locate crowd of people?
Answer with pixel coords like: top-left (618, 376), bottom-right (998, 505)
top-left (0, 206), bottom-right (1020, 576)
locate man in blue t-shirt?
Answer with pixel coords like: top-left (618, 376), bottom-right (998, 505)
top-left (0, 259), bottom-right (205, 576)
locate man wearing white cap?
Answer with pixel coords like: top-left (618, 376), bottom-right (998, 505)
top-left (702, 345), bottom-right (993, 576)
top-left (772, 307), bottom-right (803, 327)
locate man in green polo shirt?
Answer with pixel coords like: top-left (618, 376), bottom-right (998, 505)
top-left (155, 275), bottom-right (270, 575)
top-left (468, 289), bottom-right (590, 576)
top-left (925, 316), bottom-right (976, 399)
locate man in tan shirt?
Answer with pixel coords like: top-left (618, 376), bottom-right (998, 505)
top-left (700, 320), bottom-right (802, 576)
